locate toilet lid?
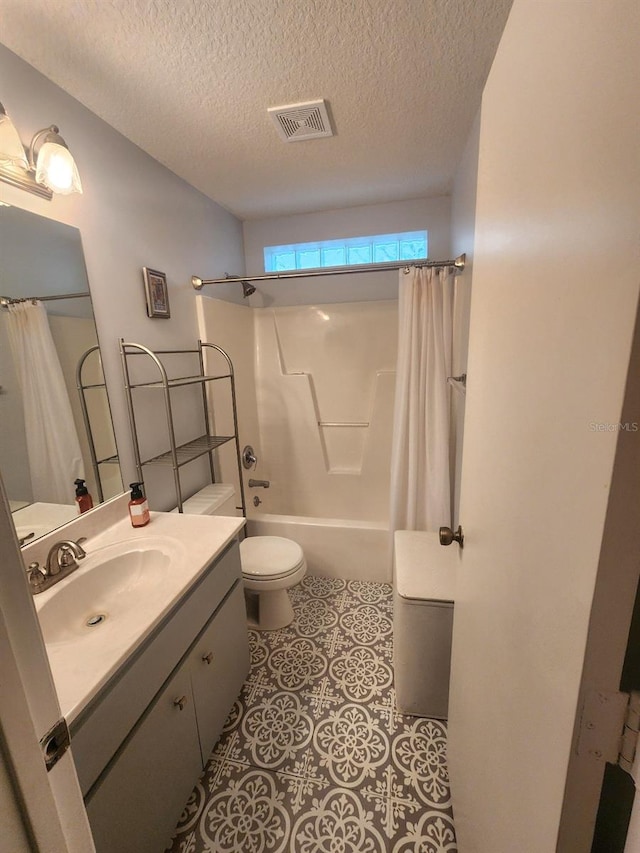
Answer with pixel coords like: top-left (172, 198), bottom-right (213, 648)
top-left (240, 536), bottom-right (305, 579)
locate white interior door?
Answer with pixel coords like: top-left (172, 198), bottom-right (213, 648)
top-left (445, 2), bottom-right (640, 851)
top-left (0, 477), bottom-right (95, 853)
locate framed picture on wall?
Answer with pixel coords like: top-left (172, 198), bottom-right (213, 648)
top-left (142, 267), bottom-right (171, 319)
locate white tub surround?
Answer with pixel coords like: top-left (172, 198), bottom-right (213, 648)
top-left (253, 301), bottom-right (397, 522)
top-left (197, 296), bottom-right (397, 524)
top-left (197, 296), bottom-right (397, 584)
top-left (195, 296), bottom-right (260, 502)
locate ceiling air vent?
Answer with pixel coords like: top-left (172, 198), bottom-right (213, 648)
top-left (268, 100), bottom-right (334, 143)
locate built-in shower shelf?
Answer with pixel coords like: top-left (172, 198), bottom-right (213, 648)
top-left (141, 435), bottom-right (234, 468)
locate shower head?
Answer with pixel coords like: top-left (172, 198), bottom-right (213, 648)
top-left (241, 280), bottom-right (256, 298)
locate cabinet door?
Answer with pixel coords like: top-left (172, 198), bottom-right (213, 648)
top-left (86, 665), bottom-right (201, 853)
top-left (72, 540), bottom-right (241, 796)
top-left (190, 582), bottom-right (250, 766)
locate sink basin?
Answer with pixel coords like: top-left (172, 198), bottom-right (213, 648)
top-left (36, 537), bottom-right (187, 646)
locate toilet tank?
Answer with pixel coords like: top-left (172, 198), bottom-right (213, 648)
top-left (171, 484), bottom-right (237, 516)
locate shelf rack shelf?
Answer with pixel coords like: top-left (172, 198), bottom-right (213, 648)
top-left (141, 434), bottom-right (235, 468)
top-left (119, 340), bottom-right (246, 515)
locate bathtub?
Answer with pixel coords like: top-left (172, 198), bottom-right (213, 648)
top-left (246, 512), bottom-right (391, 584)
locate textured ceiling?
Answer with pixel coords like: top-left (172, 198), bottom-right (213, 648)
top-left (0, 0), bottom-right (513, 219)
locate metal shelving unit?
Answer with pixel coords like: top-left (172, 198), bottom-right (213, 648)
top-left (119, 339), bottom-right (246, 515)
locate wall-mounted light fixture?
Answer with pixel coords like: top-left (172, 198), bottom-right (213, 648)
top-left (0, 102), bottom-right (83, 200)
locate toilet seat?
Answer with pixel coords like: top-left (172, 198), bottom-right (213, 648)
top-left (240, 535), bottom-right (305, 581)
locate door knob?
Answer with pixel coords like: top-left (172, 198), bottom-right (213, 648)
top-left (439, 525), bottom-right (464, 548)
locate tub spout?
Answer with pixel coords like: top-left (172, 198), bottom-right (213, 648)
top-left (248, 479), bottom-right (270, 488)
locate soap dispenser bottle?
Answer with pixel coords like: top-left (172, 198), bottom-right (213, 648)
top-left (74, 479), bottom-right (94, 513)
top-left (129, 482), bottom-right (150, 528)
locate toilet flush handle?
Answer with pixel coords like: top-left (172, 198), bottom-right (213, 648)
top-left (439, 525), bottom-right (464, 548)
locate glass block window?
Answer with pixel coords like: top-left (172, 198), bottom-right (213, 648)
top-left (297, 249), bottom-right (321, 269)
top-left (273, 251), bottom-right (296, 271)
top-left (373, 242), bottom-right (400, 263)
top-left (347, 245), bottom-right (372, 265)
top-left (321, 247), bottom-right (346, 267)
top-left (263, 231), bottom-right (428, 273)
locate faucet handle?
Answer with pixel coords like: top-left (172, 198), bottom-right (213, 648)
top-left (242, 445), bottom-right (258, 470)
top-left (27, 562), bottom-right (46, 591)
top-left (58, 546), bottom-right (77, 568)
top-left (59, 540), bottom-right (87, 568)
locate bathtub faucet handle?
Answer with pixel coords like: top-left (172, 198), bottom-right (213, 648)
top-left (242, 445), bottom-right (257, 470)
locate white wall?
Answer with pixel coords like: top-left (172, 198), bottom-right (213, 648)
top-left (0, 44), bottom-right (246, 510)
top-left (447, 0), bottom-right (640, 849)
top-left (242, 197), bottom-right (451, 306)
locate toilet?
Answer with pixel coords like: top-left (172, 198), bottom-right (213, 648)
top-left (173, 485), bottom-right (307, 630)
top-left (240, 535), bottom-right (307, 630)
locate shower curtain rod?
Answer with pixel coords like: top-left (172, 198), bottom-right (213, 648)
top-left (191, 253), bottom-right (466, 290)
top-left (0, 291), bottom-right (91, 307)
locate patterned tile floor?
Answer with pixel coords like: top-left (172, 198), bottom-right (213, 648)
top-left (166, 576), bottom-right (457, 853)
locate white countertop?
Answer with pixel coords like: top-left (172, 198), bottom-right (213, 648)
top-left (33, 511), bottom-right (245, 723)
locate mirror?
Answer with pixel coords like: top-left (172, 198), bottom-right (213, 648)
top-left (0, 205), bottom-right (123, 544)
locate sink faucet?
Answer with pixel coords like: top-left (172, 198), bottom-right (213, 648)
top-left (45, 539), bottom-right (87, 576)
top-left (26, 538), bottom-right (88, 595)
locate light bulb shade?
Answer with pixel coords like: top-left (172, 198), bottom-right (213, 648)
top-left (0, 110), bottom-right (28, 170)
top-left (35, 140), bottom-right (82, 195)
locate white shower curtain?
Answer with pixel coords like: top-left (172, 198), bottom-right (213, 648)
top-left (390, 265), bottom-right (454, 532)
top-left (6, 301), bottom-right (84, 504)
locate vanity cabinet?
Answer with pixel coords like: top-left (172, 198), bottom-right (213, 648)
top-left (85, 662), bottom-right (201, 853)
top-left (188, 588), bottom-right (246, 765)
top-left (75, 539), bottom-right (249, 853)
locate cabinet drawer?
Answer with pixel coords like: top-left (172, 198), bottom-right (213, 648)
top-left (86, 665), bottom-right (201, 853)
top-left (190, 582), bottom-right (250, 765)
top-left (72, 540), bottom-right (241, 794)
